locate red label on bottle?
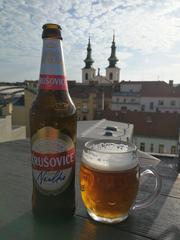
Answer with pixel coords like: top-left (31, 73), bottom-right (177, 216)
top-left (39, 74), bottom-right (68, 90)
top-left (32, 148), bottom-right (75, 171)
top-left (31, 127), bottom-right (76, 195)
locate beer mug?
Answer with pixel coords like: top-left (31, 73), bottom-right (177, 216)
top-left (80, 139), bottom-right (161, 224)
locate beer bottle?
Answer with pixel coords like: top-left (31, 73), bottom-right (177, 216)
top-left (29, 23), bottom-right (76, 220)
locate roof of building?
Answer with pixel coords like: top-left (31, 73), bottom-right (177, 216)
top-left (25, 80), bottom-right (113, 98)
top-left (25, 80), bottom-right (180, 99)
top-left (0, 86), bottom-right (24, 95)
top-left (77, 120), bottom-right (100, 137)
top-left (77, 119), bottom-right (133, 141)
top-left (140, 81), bottom-right (180, 97)
top-left (118, 81), bottom-right (180, 98)
top-left (99, 110), bottom-right (180, 139)
top-left (68, 82), bottom-right (113, 98)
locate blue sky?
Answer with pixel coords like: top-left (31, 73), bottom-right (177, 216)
top-left (1, 0), bottom-right (180, 83)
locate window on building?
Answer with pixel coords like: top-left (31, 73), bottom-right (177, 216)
top-left (82, 102), bottom-right (88, 113)
top-left (78, 116), bottom-right (81, 120)
top-left (109, 72), bottom-right (113, 80)
top-left (140, 143), bottom-right (145, 151)
top-left (171, 100), bottom-right (176, 106)
top-left (171, 146), bottom-right (176, 154)
top-left (150, 144), bottom-right (154, 152)
top-left (159, 144), bottom-right (164, 153)
top-left (141, 105), bottom-right (145, 111)
top-left (77, 103), bottom-right (81, 110)
top-left (123, 98), bottom-right (126, 103)
top-left (83, 116), bottom-right (87, 120)
top-left (158, 100), bottom-right (164, 106)
top-left (121, 106), bottom-right (127, 112)
top-left (116, 98), bottom-right (119, 102)
top-left (85, 73), bottom-right (88, 80)
top-left (150, 102), bottom-right (154, 110)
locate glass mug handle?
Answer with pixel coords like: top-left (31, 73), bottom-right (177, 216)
top-left (132, 166), bottom-right (162, 210)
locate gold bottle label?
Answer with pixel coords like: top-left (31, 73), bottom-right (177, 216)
top-left (31, 127), bottom-right (75, 195)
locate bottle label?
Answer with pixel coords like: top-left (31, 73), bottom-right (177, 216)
top-left (31, 127), bottom-right (75, 195)
top-left (38, 39), bottom-right (68, 91)
top-left (39, 74), bottom-right (67, 90)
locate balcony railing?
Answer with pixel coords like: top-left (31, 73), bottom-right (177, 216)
top-left (112, 101), bottom-right (140, 105)
top-left (112, 92), bottom-right (140, 97)
top-left (158, 105), bottom-right (180, 110)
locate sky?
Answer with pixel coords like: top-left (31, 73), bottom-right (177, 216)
top-left (1, 0), bottom-right (180, 83)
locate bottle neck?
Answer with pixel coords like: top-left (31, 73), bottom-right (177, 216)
top-left (38, 38), bottom-right (68, 91)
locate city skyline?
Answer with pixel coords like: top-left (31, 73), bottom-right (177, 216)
top-left (1, 0), bottom-right (180, 83)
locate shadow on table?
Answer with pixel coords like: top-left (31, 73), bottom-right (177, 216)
top-left (0, 210), bottom-right (159, 240)
top-left (0, 211), bottom-right (81, 240)
top-left (0, 211), bottom-right (141, 240)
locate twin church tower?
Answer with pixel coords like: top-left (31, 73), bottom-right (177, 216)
top-left (82, 35), bottom-right (120, 84)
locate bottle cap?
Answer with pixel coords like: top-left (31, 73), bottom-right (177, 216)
top-left (42, 23), bottom-right (62, 39)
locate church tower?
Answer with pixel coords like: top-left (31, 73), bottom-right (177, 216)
top-left (82, 37), bottom-right (96, 83)
top-left (106, 34), bottom-right (120, 82)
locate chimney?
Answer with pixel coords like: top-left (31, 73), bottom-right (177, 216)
top-left (169, 80), bottom-right (173, 88)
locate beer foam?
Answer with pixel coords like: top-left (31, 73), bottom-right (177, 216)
top-left (90, 143), bottom-right (129, 153)
top-left (82, 142), bottom-right (138, 172)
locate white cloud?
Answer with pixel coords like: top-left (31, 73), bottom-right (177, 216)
top-left (122, 61), bottom-right (180, 83)
top-left (0, 0), bottom-right (180, 82)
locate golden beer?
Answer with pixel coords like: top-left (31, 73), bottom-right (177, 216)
top-left (80, 139), bottom-right (140, 223)
top-left (80, 163), bottom-right (139, 220)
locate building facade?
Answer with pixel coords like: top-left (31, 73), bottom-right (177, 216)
top-left (112, 80), bottom-right (180, 113)
top-left (66, 81), bottom-right (113, 121)
top-left (0, 109), bottom-right (26, 143)
top-left (134, 136), bottom-right (177, 157)
top-left (99, 109), bottom-right (180, 157)
top-left (24, 80), bottom-right (113, 136)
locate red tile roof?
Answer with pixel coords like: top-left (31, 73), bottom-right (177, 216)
top-left (69, 83), bottom-right (112, 98)
top-left (99, 110), bottom-right (180, 139)
top-left (120, 81), bottom-right (180, 97)
top-left (141, 81), bottom-right (174, 97)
